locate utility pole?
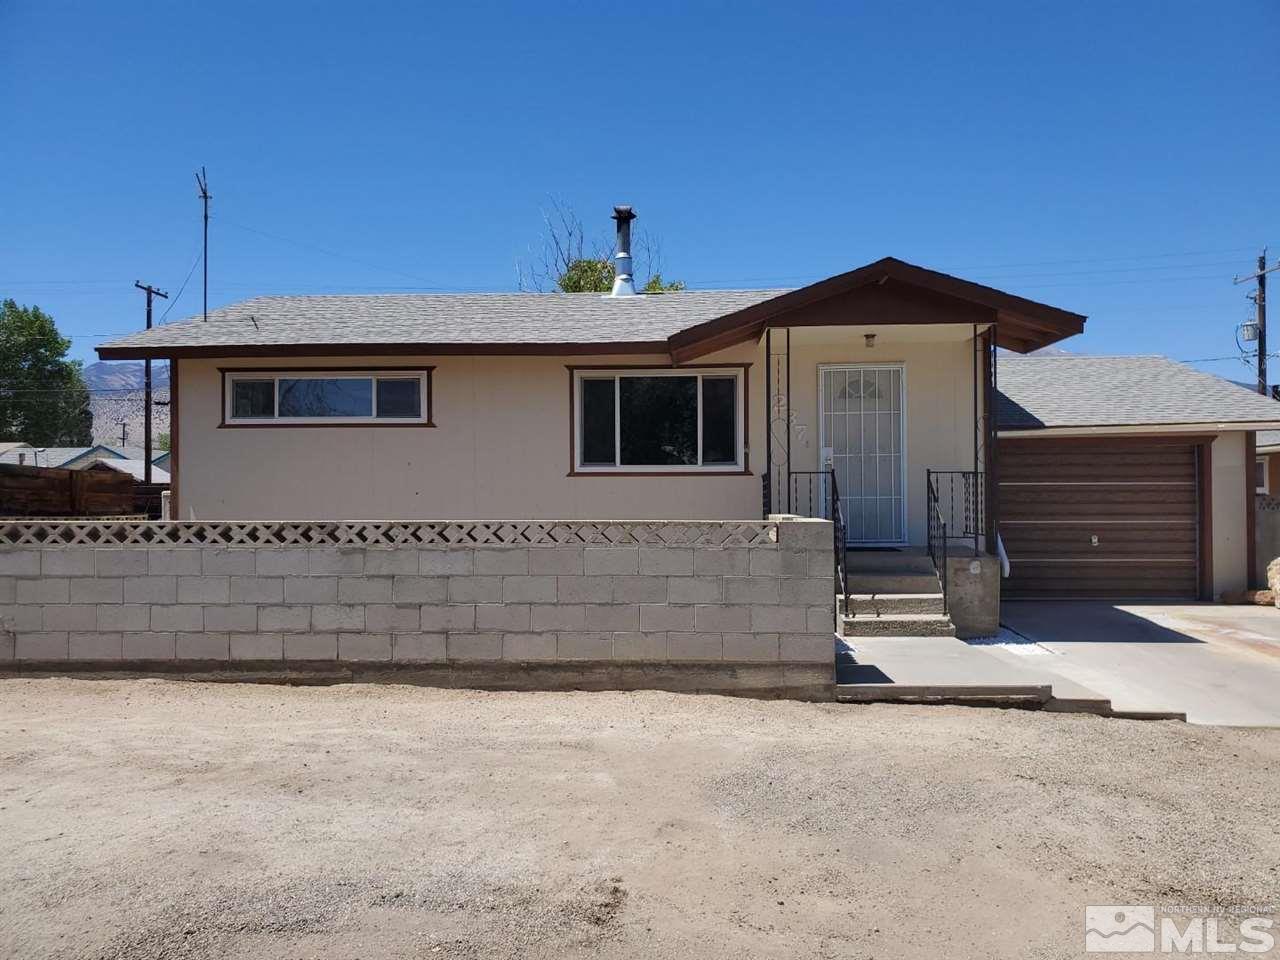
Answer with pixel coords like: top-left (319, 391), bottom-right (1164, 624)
top-left (134, 282), bottom-right (169, 484)
top-left (196, 167), bottom-right (211, 322)
top-left (1235, 248), bottom-right (1280, 395)
top-left (118, 420), bottom-right (128, 448)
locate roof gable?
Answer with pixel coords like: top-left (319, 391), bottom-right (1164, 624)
top-left (669, 257), bottom-right (1086, 361)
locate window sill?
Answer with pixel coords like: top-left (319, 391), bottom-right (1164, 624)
top-left (219, 421), bottom-right (437, 429)
top-left (567, 469), bottom-right (753, 478)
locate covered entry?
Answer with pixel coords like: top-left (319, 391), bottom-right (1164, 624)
top-left (999, 436), bottom-right (1204, 599)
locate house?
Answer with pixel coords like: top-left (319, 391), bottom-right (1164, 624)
top-left (0, 444), bottom-right (156, 470)
top-left (0, 442), bottom-right (32, 464)
top-left (85, 459), bottom-right (171, 484)
top-left (997, 356), bottom-right (1280, 599)
top-left (94, 208), bottom-right (1280, 623)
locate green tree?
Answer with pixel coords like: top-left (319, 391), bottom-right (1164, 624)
top-left (0, 299), bottom-right (93, 446)
top-left (557, 258), bottom-right (615, 293)
top-left (642, 273), bottom-right (686, 293)
top-left (517, 198), bottom-right (686, 293)
top-left (156, 432), bottom-right (171, 452)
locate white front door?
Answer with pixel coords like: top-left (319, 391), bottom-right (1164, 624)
top-left (819, 365), bottom-right (906, 545)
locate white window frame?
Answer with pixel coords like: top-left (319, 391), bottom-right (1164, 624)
top-left (1257, 457), bottom-right (1270, 495)
top-left (223, 369), bottom-right (432, 426)
top-left (573, 368), bottom-right (745, 473)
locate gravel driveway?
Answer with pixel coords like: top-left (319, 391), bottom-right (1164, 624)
top-left (2, 679), bottom-right (1278, 958)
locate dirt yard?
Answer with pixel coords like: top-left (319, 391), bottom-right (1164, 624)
top-left (1, 680), bottom-right (1277, 959)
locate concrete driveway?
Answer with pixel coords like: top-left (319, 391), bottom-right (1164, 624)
top-left (998, 601), bottom-right (1280, 726)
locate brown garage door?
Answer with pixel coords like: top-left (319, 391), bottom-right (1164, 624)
top-left (999, 436), bottom-right (1202, 599)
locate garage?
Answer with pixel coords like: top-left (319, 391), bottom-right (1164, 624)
top-left (998, 435), bottom-right (1204, 599)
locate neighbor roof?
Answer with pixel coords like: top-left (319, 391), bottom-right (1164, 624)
top-left (96, 257), bottom-right (1087, 360)
top-left (88, 459), bottom-right (170, 483)
top-left (998, 356), bottom-right (1280, 430)
top-left (0, 444), bottom-right (150, 468)
top-left (0, 446), bottom-right (96, 467)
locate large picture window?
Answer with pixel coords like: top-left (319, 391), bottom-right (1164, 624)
top-left (222, 369), bottom-right (433, 426)
top-left (574, 368), bottom-right (745, 472)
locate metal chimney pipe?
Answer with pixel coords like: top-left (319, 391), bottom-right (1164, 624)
top-left (610, 205), bottom-right (637, 297)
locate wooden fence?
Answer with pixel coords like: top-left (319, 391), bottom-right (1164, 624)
top-left (0, 464), bottom-right (167, 519)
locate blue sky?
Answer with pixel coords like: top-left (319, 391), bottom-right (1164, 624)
top-left (1, 0), bottom-right (1277, 376)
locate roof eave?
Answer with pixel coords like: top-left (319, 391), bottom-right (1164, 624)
top-left (998, 421), bottom-right (1280, 436)
top-left (96, 340), bottom-right (674, 361)
top-left (667, 257), bottom-right (1086, 361)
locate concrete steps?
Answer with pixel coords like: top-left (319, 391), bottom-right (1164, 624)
top-left (841, 612), bottom-right (956, 637)
top-left (842, 592), bottom-right (945, 616)
top-left (844, 549), bottom-right (937, 573)
top-left (841, 547), bottom-right (955, 638)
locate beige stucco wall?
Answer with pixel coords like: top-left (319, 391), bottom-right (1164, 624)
top-left (176, 346), bottom-right (761, 521)
top-left (172, 326), bottom-right (982, 534)
top-left (1211, 430), bottom-right (1248, 596)
top-left (778, 326), bottom-right (981, 546)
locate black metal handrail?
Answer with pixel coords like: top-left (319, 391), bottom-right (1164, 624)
top-left (926, 474), bottom-right (949, 614)
top-left (926, 470), bottom-right (985, 559)
top-left (925, 469), bottom-right (985, 615)
top-left (828, 469), bottom-right (848, 630)
top-left (779, 469), bottom-right (848, 631)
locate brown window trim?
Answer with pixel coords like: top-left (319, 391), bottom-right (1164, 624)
top-left (218, 365), bottom-right (435, 428)
top-left (565, 363), bottom-right (752, 477)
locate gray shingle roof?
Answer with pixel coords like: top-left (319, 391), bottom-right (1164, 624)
top-left (0, 446), bottom-right (94, 467)
top-left (1257, 430), bottom-right (1280, 450)
top-left (0, 444), bottom-right (148, 467)
top-left (97, 290), bottom-right (791, 356)
top-left (997, 356), bottom-right (1280, 430)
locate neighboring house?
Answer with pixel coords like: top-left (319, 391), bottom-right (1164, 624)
top-left (997, 356), bottom-right (1280, 599)
top-left (95, 212), bottom-right (1280, 605)
top-left (0, 446), bottom-right (108, 468)
top-left (0, 444), bottom-right (164, 470)
top-left (85, 459), bottom-right (171, 484)
top-left (0, 442), bottom-right (33, 464)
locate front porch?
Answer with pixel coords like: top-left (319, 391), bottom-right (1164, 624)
top-left (754, 320), bottom-right (1000, 636)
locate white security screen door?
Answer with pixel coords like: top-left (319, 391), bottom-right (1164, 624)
top-left (819, 365), bottom-right (906, 544)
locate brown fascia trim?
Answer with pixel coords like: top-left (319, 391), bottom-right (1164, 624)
top-left (999, 431), bottom-right (1218, 445)
top-left (97, 340), bottom-right (672, 361)
top-left (999, 423), bottom-right (1273, 435)
top-left (667, 257), bottom-right (1087, 362)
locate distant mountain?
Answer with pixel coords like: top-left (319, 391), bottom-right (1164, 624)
top-left (83, 361), bottom-right (170, 392)
top-left (80, 363), bottom-right (171, 446)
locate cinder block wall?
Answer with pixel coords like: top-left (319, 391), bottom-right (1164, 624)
top-left (0, 519), bottom-right (835, 668)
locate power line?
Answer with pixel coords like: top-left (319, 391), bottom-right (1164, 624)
top-left (158, 245), bottom-right (203, 324)
top-left (218, 216), bottom-right (453, 288)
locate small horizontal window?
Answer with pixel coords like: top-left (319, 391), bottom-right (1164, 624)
top-left (223, 370), bottom-right (432, 426)
top-left (575, 369), bottom-right (744, 472)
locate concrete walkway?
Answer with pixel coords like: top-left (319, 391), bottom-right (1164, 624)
top-left (998, 602), bottom-right (1280, 726)
top-left (842, 602), bottom-right (1280, 726)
